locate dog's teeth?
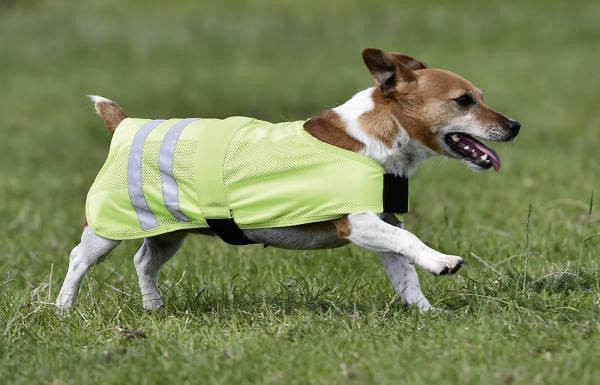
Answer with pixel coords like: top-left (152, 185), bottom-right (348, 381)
top-left (480, 154), bottom-right (488, 161)
top-left (451, 134), bottom-right (460, 142)
top-left (463, 146), bottom-right (470, 150)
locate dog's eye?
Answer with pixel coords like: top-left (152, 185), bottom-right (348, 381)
top-left (454, 94), bottom-right (474, 107)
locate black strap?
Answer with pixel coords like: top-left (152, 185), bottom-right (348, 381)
top-left (205, 218), bottom-right (257, 245)
top-left (383, 174), bottom-right (409, 214)
top-left (207, 174), bottom-right (408, 245)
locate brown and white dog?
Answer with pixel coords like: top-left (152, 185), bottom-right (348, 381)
top-left (56, 48), bottom-right (519, 313)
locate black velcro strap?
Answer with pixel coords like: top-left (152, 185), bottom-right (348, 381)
top-left (205, 218), bottom-right (257, 245)
top-left (383, 174), bottom-right (409, 214)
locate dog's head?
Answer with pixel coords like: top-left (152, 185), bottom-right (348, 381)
top-left (362, 48), bottom-right (520, 171)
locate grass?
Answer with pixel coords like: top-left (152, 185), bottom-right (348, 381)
top-left (0, 0), bottom-right (599, 384)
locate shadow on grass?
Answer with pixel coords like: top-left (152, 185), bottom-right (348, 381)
top-left (4, 266), bottom-right (597, 338)
top-left (161, 276), bottom-right (412, 318)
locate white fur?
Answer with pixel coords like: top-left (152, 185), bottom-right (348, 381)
top-left (346, 212), bottom-right (463, 276)
top-left (56, 227), bottom-right (121, 313)
top-left (380, 253), bottom-right (432, 311)
top-left (383, 140), bottom-right (436, 177)
top-left (334, 88), bottom-right (394, 163)
top-left (56, 228), bottom-right (189, 313)
top-left (88, 95), bottom-right (118, 118)
top-left (134, 232), bottom-right (187, 310)
top-left (378, 221), bottom-right (433, 311)
top-left (88, 95), bottom-right (114, 105)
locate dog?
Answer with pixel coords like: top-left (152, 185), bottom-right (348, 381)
top-left (56, 48), bottom-right (519, 313)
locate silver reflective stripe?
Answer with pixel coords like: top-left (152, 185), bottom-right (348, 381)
top-left (159, 118), bottom-right (198, 222)
top-left (128, 119), bottom-right (165, 230)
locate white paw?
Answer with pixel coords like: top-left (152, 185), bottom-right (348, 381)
top-left (55, 293), bottom-right (76, 316)
top-left (414, 298), bottom-right (434, 312)
top-left (419, 253), bottom-right (464, 276)
top-left (142, 297), bottom-right (164, 311)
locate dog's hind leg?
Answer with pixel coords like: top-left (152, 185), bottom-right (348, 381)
top-left (380, 253), bottom-right (432, 312)
top-left (56, 227), bottom-right (121, 313)
top-left (133, 231), bottom-right (187, 311)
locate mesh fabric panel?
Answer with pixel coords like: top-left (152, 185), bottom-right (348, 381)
top-left (91, 139), bottom-right (129, 193)
top-left (172, 138), bottom-right (203, 222)
top-left (223, 121), bottom-right (381, 225)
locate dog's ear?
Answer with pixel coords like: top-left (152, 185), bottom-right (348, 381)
top-left (362, 48), bottom-right (417, 96)
top-left (389, 53), bottom-right (428, 70)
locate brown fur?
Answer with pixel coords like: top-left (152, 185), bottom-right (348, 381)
top-left (362, 48), bottom-right (417, 95)
top-left (360, 49), bottom-right (511, 153)
top-left (333, 216), bottom-right (352, 239)
top-left (389, 53), bottom-right (428, 70)
top-left (400, 69), bottom-right (508, 150)
top-left (304, 109), bottom-right (365, 152)
top-left (357, 86), bottom-right (441, 151)
top-left (358, 91), bottom-right (400, 148)
top-left (307, 54), bottom-right (495, 156)
top-left (472, 102), bottom-right (511, 127)
top-left (95, 100), bottom-right (127, 133)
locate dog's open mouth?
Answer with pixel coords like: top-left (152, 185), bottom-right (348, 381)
top-left (444, 133), bottom-right (500, 171)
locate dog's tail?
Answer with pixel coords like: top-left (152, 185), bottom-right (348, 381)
top-left (88, 95), bottom-right (127, 133)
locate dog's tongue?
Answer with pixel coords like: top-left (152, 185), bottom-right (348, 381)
top-left (460, 135), bottom-right (501, 171)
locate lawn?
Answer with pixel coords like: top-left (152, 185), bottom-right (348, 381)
top-left (0, 0), bottom-right (599, 384)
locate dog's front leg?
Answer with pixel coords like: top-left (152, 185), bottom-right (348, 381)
top-left (378, 219), bottom-right (432, 311)
top-left (380, 253), bottom-right (432, 311)
top-left (344, 212), bottom-right (463, 276)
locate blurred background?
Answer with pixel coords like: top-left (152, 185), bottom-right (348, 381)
top-left (0, 0), bottom-right (599, 383)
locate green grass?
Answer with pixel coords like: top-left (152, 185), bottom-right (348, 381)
top-left (1, 0), bottom-right (599, 384)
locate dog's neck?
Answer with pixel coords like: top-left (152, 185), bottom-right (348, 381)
top-left (305, 87), bottom-right (434, 177)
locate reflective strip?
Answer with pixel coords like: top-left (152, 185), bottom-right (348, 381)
top-left (159, 118), bottom-right (198, 222)
top-left (128, 119), bottom-right (165, 230)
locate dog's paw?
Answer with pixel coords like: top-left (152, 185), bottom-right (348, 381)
top-left (142, 297), bottom-right (164, 311)
top-left (437, 257), bottom-right (464, 276)
top-left (55, 293), bottom-right (75, 317)
top-left (414, 299), bottom-right (435, 313)
top-left (421, 254), bottom-right (464, 276)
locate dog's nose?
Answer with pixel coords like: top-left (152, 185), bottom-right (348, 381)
top-left (507, 119), bottom-right (520, 136)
